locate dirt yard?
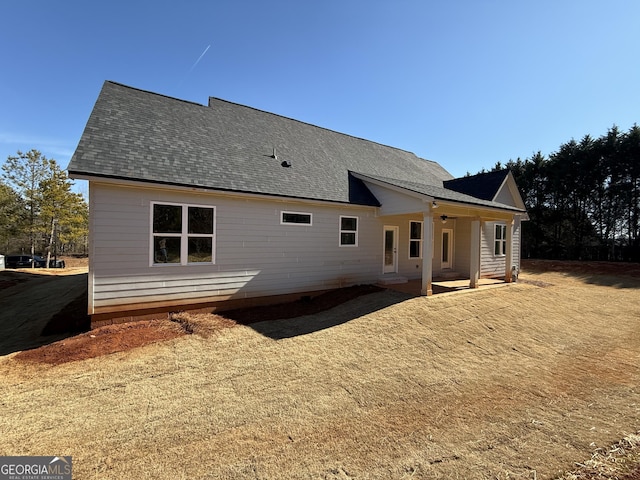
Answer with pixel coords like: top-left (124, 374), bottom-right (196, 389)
top-left (0, 261), bottom-right (639, 479)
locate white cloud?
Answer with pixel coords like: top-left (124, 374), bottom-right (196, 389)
top-left (0, 132), bottom-right (75, 164)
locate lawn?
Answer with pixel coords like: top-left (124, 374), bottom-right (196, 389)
top-left (0, 263), bottom-right (639, 479)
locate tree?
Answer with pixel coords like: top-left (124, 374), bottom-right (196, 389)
top-left (39, 161), bottom-right (88, 264)
top-left (0, 181), bottom-right (28, 253)
top-left (482, 125), bottom-right (640, 262)
top-left (2, 149), bottom-right (89, 261)
top-left (2, 150), bottom-right (51, 264)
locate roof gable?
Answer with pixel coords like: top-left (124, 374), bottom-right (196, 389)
top-left (443, 170), bottom-right (509, 201)
top-left (443, 170), bottom-right (525, 210)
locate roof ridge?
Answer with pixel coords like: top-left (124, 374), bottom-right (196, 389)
top-left (207, 95), bottom-right (430, 160)
top-left (105, 81), bottom-right (204, 107)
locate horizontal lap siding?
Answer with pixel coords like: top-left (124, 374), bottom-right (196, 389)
top-left (512, 218), bottom-right (522, 271)
top-left (91, 184), bottom-right (381, 312)
top-left (480, 221), bottom-right (505, 277)
top-left (480, 219), bottom-right (522, 278)
top-left (454, 219), bottom-right (471, 277)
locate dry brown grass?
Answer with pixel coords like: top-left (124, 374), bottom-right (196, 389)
top-left (0, 266), bottom-right (639, 479)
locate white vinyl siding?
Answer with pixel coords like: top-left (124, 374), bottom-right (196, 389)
top-left (480, 220), bottom-right (521, 278)
top-left (512, 217), bottom-right (522, 271)
top-left (89, 183), bottom-right (381, 314)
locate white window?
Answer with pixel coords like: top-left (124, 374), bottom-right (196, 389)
top-left (409, 221), bottom-right (423, 258)
top-left (494, 223), bottom-right (507, 256)
top-left (281, 211), bottom-right (312, 225)
top-left (339, 216), bottom-right (358, 246)
top-left (151, 202), bottom-right (215, 265)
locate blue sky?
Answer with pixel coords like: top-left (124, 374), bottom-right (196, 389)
top-left (1, 0), bottom-right (639, 193)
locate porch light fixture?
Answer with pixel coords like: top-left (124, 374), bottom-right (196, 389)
top-left (440, 215), bottom-right (448, 224)
top-left (432, 200), bottom-right (438, 209)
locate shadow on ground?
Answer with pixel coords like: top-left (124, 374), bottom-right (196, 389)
top-left (226, 287), bottom-right (414, 340)
top-left (0, 271), bottom-right (89, 356)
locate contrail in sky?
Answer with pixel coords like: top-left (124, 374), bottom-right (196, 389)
top-left (189, 45), bottom-right (211, 73)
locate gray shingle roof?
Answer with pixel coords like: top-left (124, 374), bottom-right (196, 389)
top-left (353, 172), bottom-right (523, 212)
top-left (443, 170), bottom-right (509, 201)
top-left (68, 81), bottom-right (524, 213)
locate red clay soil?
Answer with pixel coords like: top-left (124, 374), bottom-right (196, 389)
top-left (15, 319), bottom-right (185, 365)
top-left (14, 285), bottom-right (383, 366)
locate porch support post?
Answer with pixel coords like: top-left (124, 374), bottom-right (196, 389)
top-left (421, 212), bottom-right (433, 296)
top-left (470, 218), bottom-right (481, 289)
top-left (504, 218), bottom-right (514, 282)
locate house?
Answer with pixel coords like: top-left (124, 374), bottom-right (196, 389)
top-left (68, 81), bottom-right (527, 325)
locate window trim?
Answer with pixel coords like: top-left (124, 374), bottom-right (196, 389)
top-left (339, 215), bottom-right (358, 247)
top-left (150, 201), bottom-right (216, 266)
top-left (409, 221), bottom-right (423, 258)
top-left (280, 210), bottom-right (313, 226)
top-left (494, 223), bottom-right (507, 257)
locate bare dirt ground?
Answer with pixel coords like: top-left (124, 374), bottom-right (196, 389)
top-left (0, 260), bottom-right (639, 479)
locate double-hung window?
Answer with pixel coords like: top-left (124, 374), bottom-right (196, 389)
top-left (409, 221), bottom-right (423, 258)
top-left (494, 223), bottom-right (507, 256)
top-left (152, 202), bottom-right (215, 265)
top-left (339, 216), bottom-right (358, 246)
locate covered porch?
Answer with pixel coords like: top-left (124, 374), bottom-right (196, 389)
top-left (352, 172), bottom-right (526, 297)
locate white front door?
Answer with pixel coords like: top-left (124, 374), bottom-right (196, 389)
top-left (442, 228), bottom-right (454, 269)
top-left (383, 226), bottom-right (399, 273)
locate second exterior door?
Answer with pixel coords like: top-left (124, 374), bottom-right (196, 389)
top-left (383, 226), bottom-right (399, 273)
top-left (442, 228), bottom-right (454, 269)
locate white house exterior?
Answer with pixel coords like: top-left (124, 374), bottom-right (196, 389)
top-left (69, 82), bottom-right (527, 325)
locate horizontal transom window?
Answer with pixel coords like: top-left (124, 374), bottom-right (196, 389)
top-left (281, 211), bottom-right (312, 225)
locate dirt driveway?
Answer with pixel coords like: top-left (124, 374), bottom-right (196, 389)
top-left (0, 262), bottom-right (639, 479)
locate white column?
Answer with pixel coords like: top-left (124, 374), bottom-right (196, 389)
top-left (469, 218), bottom-right (480, 289)
top-left (504, 218), bottom-right (514, 282)
top-left (421, 212), bottom-right (433, 296)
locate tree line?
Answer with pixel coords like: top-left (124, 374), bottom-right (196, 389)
top-left (482, 125), bottom-right (640, 262)
top-left (1, 149), bottom-right (88, 261)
